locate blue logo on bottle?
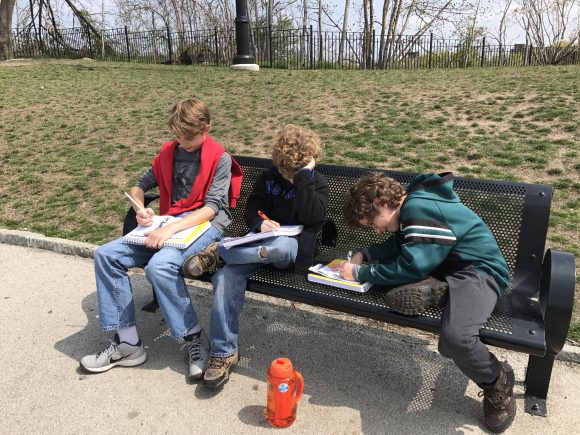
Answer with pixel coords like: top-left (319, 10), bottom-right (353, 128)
top-left (278, 383), bottom-right (289, 393)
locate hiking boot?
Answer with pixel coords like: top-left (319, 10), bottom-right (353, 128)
top-left (80, 334), bottom-right (147, 373)
top-left (185, 331), bottom-right (210, 381)
top-left (203, 352), bottom-right (240, 389)
top-left (181, 242), bottom-right (221, 278)
top-left (479, 361), bottom-right (516, 433)
top-left (383, 277), bottom-right (448, 315)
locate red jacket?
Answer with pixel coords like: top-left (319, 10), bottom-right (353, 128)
top-left (152, 137), bottom-right (242, 216)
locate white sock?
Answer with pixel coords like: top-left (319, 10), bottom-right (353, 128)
top-left (117, 326), bottom-right (139, 345)
top-left (186, 324), bottom-right (202, 337)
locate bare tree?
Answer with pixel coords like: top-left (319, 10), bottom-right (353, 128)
top-left (0, 0), bottom-right (17, 60)
top-left (515, 0), bottom-right (579, 64)
top-left (338, 0), bottom-right (350, 64)
top-left (377, 0), bottom-right (456, 68)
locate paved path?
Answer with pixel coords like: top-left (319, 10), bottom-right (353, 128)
top-left (1, 239), bottom-right (579, 434)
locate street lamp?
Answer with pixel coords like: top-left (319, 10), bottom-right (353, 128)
top-left (231, 0), bottom-right (259, 71)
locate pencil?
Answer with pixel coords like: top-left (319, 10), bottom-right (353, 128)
top-left (124, 192), bottom-right (146, 213)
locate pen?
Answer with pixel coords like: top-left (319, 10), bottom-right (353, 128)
top-left (347, 250), bottom-right (352, 263)
top-left (124, 192), bottom-right (146, 213)
top-left (258, 210), bottom-right (272, 222)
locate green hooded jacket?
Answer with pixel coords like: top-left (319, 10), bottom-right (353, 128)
top-left (357, 172), bottom-right (510, 295)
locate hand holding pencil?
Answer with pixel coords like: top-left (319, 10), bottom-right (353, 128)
top-left (125, 191), bottom-right (155, 227)
top-left (258, 210), bottom-right (280, 232)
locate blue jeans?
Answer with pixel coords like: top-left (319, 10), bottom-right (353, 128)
top-left (94, 221), bottom-right (221, 340)
top-left (209, 236), bottom-right (298, 357)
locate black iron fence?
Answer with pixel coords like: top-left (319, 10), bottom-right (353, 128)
top-left (12, 26), bottom-right (580, 69)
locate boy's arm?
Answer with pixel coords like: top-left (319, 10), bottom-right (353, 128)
top-left (292, 170), bottom-right (329, 226)
top-left (362, 234), bottom-right (403, 263)
top-left (357, 207), bottom-right (457, 286)
top-left (203, 153), bottom-right (232, 216)
top-left (356, 241), bottom-right (454, 286)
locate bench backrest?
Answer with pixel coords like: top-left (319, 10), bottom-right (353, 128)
top-left (231, 156), bottom-right (553, 332)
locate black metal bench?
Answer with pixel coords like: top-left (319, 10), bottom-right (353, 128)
top-left (123, 156), bottom-right (575, 416)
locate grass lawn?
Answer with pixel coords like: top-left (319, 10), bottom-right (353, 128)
top-left (0, 59), bottom-right (578, 338)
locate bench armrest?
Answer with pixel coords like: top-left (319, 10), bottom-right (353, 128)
top-left (539, 249), bottom-right (576, 354)
top-left (122, 193), bottom-right (160, 235)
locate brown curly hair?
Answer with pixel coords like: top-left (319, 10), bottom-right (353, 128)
top-left (344, 172), bottom-right (405, 228)
top-left (271, 124), bottom-right (322, 180)
top-left (167, 98), bottom-right (210, 138)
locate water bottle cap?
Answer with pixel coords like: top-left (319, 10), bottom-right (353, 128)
top-left (269, 357), bottom-right (294, 378)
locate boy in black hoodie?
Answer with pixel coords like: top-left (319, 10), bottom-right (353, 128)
top-left (182, 124), bottom-right (329, 389)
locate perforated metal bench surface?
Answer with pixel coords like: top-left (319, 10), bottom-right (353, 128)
top-left (232, 157), bottom-right (545, 351)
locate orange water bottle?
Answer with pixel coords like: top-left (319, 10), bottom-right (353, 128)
top-left (265, 358), bottom-right (304, 428)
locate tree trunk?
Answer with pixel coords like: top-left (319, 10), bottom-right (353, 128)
top-left (0, 0), bottom-right (17, 60)
top-left (338, 0), bottom-right (351, 64)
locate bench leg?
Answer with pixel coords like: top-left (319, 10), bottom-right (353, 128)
top-left (524, 352), bottom-right (555, 416)
top-left (141, 288), bottom-right (159, 313)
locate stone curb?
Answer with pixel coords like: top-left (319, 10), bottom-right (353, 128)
top-left (1, 228), bottom-right (578, 364)
top-left (0, 229), bottom-right (97, 259)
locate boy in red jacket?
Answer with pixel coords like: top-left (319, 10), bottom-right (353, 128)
top-left (80, 98), bottom-right (241, 382)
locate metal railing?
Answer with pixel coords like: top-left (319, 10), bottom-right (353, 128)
top-left (12, 26), bottom-right (580, 69)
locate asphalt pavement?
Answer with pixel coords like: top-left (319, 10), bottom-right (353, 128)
top-left (1, 230), bottom-right (579, 434)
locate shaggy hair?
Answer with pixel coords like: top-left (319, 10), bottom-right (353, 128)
top-left (344, 172), bottom-right (405, 228)
top-left (271, 124), bottom-right (322, 180)
top-left (167, 98), bottom-right (211, 138)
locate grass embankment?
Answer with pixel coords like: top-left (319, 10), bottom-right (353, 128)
top-left (0, 59), bottom-right (578, 338)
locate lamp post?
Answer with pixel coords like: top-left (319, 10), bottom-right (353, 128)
top-left (231, 0), bottom-right (259, 71)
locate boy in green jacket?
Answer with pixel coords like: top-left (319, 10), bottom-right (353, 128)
top-left (339, 171), bottom-right (514, 433)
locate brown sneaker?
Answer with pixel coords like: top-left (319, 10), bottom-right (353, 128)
top-left (479, 361), bottom-right (516, 433)
top-left (181, 242), bottom-right (221, 278)
top-left (383, 277), bottom-right (448, 315)
top-left (203, 352), bottom-right (239, 389)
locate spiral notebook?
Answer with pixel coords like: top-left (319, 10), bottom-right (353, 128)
top-left (123, 216), bottom-right (211, 249)
top-left (307, 259), bottom-right (373, 293)
top-left (222, 225), bottom-right (303, 249)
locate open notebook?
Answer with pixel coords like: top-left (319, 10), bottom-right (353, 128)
top-left (308, 259), bottom-right (374, 293)
top-left (222, 225), bottom-right (303, 249)
top-left (123, 216), bottom-right (211, 249)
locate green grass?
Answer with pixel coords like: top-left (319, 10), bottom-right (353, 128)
top-left (0, 59), bottom-right (578, 336)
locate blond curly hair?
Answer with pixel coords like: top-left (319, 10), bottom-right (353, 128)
top-left (167, 98), bottom-right (211, 138)
top-left (271, 124), bottom-right (322, 180)
top-left (344, 172), bottom-right (405, 227)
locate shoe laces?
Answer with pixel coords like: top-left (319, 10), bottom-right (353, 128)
top-left (207, 356), bottom-right (227, 370)
top-left (97, 341), bottom-right (118, 359)
top-left (187, 337), bottom-right (203, 363)
top-left (478, 389), bottom-right (507, 410)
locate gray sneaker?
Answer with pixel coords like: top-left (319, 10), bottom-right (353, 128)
top-left (185, 331), bottom-right (210, 381)
top-left (384, 277), bottom-right (448, 316)
top-left (80, 334), bottom-right (147, 373)
top-left (181, 242), bottom-right (221, 278)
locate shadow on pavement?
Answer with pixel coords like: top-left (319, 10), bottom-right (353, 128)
top-left (55, 273), bottom-right (485, 433)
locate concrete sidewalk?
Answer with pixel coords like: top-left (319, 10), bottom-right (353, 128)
top-left (0, 237), bottom-right (579, 434)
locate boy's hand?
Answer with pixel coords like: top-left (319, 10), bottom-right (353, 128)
top-left (144, 226), bottom-right (174, 250)
top-left (349, 251), bottom-right (364, 265)
top-left (303, 157), bottom-right (316, 170)
top-left (136, 208), bottom-right (155, 226)
top-left (337, 261), bottom-right (355, 281)
top-left (260, 219), bottom-right (281, 232)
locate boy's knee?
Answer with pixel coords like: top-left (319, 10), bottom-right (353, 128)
top-left (438, 329), bottom-right (472, 359)
top-left (144, 255), bottom-right (178, 278)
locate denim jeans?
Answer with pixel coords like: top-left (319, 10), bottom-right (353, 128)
top-left (209, 236), bottom-right (298, 357)
top-left (94, 219), bottom-right (221, 340)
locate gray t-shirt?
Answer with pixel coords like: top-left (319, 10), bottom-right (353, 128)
top-left (137, 145), bottom-right (232, 235)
